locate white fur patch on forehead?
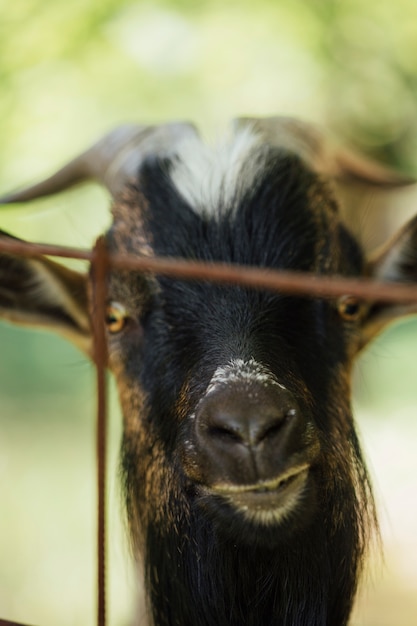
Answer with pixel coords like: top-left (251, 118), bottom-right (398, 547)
top-left (206, 358), bottom-right (286, 395)
top-left (169, 125), bottom-right (265, 214)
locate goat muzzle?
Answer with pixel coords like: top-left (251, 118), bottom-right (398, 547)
top-left (183, 370), bottom-right (320, 527)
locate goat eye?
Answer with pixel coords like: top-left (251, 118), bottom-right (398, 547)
top-left (337, 295), bottom-right (363, 322)
top-left (105, 302), bottom-right (128, 333)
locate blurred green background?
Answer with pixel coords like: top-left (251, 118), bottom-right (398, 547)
top-left (1, 1), bottom-right (417, 624)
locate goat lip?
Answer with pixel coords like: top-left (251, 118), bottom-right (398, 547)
top-left (209, 463), bottom-right (310, 498)
top-left (203, 465), bottom-right (310, 518)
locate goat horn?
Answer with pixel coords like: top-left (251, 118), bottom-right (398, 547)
top-left (0, 122), bottom-right (199, 204)
top-left (235, 116), bottom-right (414, 187)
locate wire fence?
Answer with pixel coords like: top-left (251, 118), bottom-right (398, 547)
top-left (2, 233), bottom-right (417, 626)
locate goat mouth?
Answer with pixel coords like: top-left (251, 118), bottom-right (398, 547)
top-left (206, 464), bottom-right (310, 523)
top-left (211, 464), bottom-right (309, 495)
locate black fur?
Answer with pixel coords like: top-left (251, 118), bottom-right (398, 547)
top-left (113, 148), bottom-right (376, 625)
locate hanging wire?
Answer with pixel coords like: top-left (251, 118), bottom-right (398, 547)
top-left (91, 237), bottom-right (110, 626)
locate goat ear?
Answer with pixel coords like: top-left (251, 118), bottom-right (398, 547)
top-left (360, 215), bottom-right (417, 346)
top-left (0, 231), bottom-right (91, 355)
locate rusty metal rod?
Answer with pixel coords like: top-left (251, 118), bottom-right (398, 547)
top-left (91, 237), bottom-right (109, 626)
top-left (0, 619), bottom-right (36, 626)
top-left (1, 236), bottom-right (417, 304)
top-left (109, 254), bottom-right (417, 304)
top-left (0, 238), bottom-right (93, 261)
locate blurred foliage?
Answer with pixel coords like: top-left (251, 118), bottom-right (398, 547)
top-left (2, 0), bottom-right (415, 264)
top-left (1, 1), bottom-right (417, 625)
top-left (1, 0), bottom-right (417, 191)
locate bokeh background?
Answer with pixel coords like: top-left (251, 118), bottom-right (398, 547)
top-left (1, 1), bottom-right (417, 624)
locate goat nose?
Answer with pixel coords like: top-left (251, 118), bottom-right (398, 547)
top-left (193, 384), bottom-right (302, 485)
top-left (195, 384), bottom-right (299, 452)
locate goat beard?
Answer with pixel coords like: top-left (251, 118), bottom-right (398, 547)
top-left (122, 429), bottom-right (377, 626)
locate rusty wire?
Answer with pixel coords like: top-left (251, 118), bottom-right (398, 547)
top-left (2, 233), bottom-right (417, 626)
top-left (1, 236), bottom-right (417, 304)
top-left (0, 619), bottom-right (36, 626)
top-left (91, 237), bottom-right (109, 626)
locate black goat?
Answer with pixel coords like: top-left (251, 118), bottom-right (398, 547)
top-left (1, 117), bottom-right (416, 625)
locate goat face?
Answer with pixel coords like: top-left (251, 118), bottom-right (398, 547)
top-left (1, 117), bottom-right (416, 625)
top-left (107, 146), bottom-right (364, 549)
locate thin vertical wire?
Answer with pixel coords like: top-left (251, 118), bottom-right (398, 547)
top-left (92, 236), bottom-right (109, 626)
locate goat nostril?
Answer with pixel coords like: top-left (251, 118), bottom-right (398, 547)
top-left (256, 411), bottom-right (287, 441)
top-left (207, 424), bottom-right (244, 444)
top-left (259, 420), bottom-right (285, 443)
top-left (257, 408), bottom-right (296, 442)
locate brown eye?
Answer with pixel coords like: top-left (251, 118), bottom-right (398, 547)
top-left (105, 302), bottom-right (128, 334)
top-left (337, 295), bottom-right (363, 322)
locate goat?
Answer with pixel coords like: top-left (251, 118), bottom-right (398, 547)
top-left (0, 117), bottom-right (416, 625)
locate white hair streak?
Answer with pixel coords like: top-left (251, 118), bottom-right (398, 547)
top-left (170, 123), bottom-right (266, 214)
